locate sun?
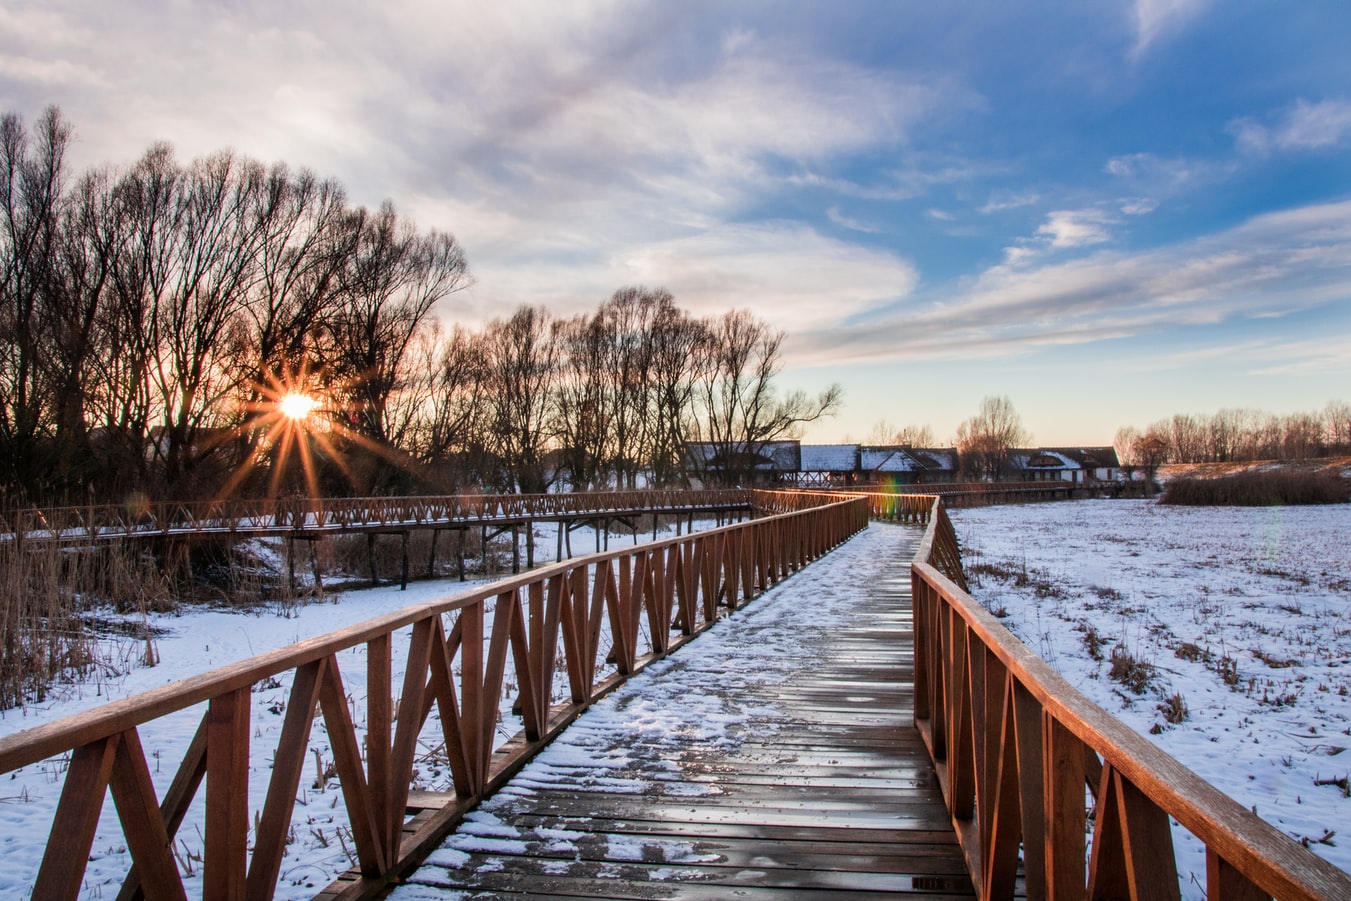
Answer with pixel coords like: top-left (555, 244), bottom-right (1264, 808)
top-left (279, 392), bottom-right (319, 421)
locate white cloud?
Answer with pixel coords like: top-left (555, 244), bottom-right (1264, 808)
top-left (999, 208), bottom-right (1119, 266)
top-left (1130, 0), bottom-right (1210, 60)
top-left (1037, 209), bottom-right (1115, 249)
top-left (1248, 337), bottom-right (1351, 377)
top-left (1104, 152), bottom-right (1206, 187)
top-left (1230, 98), bottom-right (1351, 157)
top-left (0, 55), bottom-right (106, 88)
top-left (827, 206), bottom-right (880, 233)
top-left (467, 220), bottom-right (919, 337)
top-left (1276, 98), bottom-right (1351, 149)
top-left (979, 191), bottom-right (1039, 214)
top-left (1119, 197), bottom-right (1158, 216)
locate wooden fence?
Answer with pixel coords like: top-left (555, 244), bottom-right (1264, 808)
top-left (885, 480), bottom-right (1083, 506)
top-left (910, 495), bottom-right (1351, 900)
top-left (0, 489), bottom-right (865, 900)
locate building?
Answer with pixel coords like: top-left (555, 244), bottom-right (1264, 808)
top-left (686, 440), bottom-right (1120, 488)
top-left (1010, 447), bottom-right (1122, 484)
top-left (685, 441), bottom-right (960, 487)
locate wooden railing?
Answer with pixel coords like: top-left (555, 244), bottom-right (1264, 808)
top-left (910, 495), bottom-right (1351, 900)
top-left (881, 480), bottom-right (1082, 507)
top-left (0, 489), bottom-right (754, 544)
top-left (0, 489), bottom-right (864, 900)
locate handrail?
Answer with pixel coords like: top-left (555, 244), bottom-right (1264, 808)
top-left (0, 489), bottom-right (866, 900)
top-left (0, 489), bottom-right (755, 544)
top-left (881, 480), bottom-right (1076, 494)
top-left (909, 495), bottom-right (1351, 900)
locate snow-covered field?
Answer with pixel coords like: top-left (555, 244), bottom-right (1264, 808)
top-left (0, 518), bottom-right (698, 899)
top-left (950, 498), bottom-right (1351, 892)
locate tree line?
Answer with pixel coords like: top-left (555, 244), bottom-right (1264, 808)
top-left (1, 107), bottom-right (838, 505)
top-left (1115, 402), bottom-right (1351, 481)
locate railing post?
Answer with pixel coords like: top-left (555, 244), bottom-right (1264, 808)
top-left (204, 688), bottom-right (250, 901)
top-left (1043, 717), bottom-right (1086, 901)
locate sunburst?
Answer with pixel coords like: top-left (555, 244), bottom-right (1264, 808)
top-left (219, 366), bottom-right (420, 500)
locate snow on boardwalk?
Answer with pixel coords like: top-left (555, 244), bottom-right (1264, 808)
top-left (388, 521), bottom-right (976, 900)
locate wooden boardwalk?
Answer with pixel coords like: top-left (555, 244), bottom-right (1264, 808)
top-left (390, 524), bottom-right (977, 900)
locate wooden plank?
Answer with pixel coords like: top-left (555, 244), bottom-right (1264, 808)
top-left (318, 655), bottom-right (387, 876)
top-left (1013, 681), bottom-right (1048, 901)
top-left (1044, 716), bottom-right (1086, 901)
top-left (1207, 851), bottom-right (1272, 901)
top-left (387, 618), bottom-right (436, 855)
top-left (108, 727), bottom-right (186, 901)
top-left (33, 735), bottom-right (117, 901)
top-left (981, 677), bottom-right (1023, 900)
top-left (116, 714), bottom-right (208, 901)
top-left (246, 659), bottom-right (324, 899)
top-left (204, 688), bottom-right (250, 901)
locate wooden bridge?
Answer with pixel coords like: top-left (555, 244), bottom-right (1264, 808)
top-left (0, 489), bottom-right (1347, 900)
top-left (0, 490), bottom-right (757, 546)
top-left (0, 489), bottom-right (759, 588)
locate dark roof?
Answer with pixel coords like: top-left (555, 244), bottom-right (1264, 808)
top-left (800, 444), bottom-right (859, 471)
top-left (685, 441), bottom-right (801, 472)
top-left (1040, 447), bottom-right (1121, 468)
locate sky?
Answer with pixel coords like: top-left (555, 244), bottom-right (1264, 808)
top-left (2, 1), bottom-right (1350, 446)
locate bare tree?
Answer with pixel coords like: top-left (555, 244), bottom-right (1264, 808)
top-left (645, 298), bottom-right (705, 486)
top-left (687, 310), bottom-right (841, 487)
top-left (1134, 428), bottom-right (1170, 494)
top-left (417, 324), bottom-right (491, 488)
top-left (1282, 411), bottom-right (1325, 460)
top-left (1327, 400), bottom-right (1351, 453)
top-left (866, 419), bottom-right (935, 447)
top-left (0, 107), bottom-right (70, 498)
top-left (954, 395), bottom-right (1030, 481)
top-left (1113, 425), bottom-right (1140, 481)
top-left (554, 311), bottom-right (612, 490)
top-left (82, 143), bottom-right (181, 497)
top-left (598, 288), bottom-right (660, 489)
top-left (328, 204), bottom-right (470, 491)
top-left (480, 306), bottom-right (560, 493)
top-left (148, 150), bottom-right (270, 496)
top-left (243, 165), bottom-right (356, 390)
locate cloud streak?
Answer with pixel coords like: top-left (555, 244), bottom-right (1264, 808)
top-left (796, 198), bottom-right (1351, 369)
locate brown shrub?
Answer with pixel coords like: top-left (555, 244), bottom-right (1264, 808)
top-left (1160, 471), bottom-right (1350, 506)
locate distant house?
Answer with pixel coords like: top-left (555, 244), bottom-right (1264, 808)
top-left (858, 446), bottom-right (960, 486)
top-left (1010, 447), bottom-right (1121, 484)
top-left (684, 440), bottom-right (1115, 488)
top-left (684, 440), bottom-right (801, 487)
top-left (687, 440), bottom-right (961, 488)
top-left (797, 444), bottom-right (861, 488)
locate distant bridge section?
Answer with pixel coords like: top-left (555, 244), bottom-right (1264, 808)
top-left (0, 489), bottom-right (756, 545)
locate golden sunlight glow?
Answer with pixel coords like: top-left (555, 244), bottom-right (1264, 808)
top-left (279, 392), bottom-right (319, 421)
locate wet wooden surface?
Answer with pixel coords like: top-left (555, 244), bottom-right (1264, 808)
top-left (392, 526), bottom-right (978, 899)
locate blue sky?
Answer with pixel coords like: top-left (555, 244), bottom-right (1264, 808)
top-left (3, 1), bottom-right (1349, 445)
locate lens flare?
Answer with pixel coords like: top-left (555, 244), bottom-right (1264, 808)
top-left (279, 393), bottom-right (319, 421)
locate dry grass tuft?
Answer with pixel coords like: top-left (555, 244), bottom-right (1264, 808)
top-left (0, 540), bottom-right (170, 709)
top-left (1108, 645), bottom-right (1156, 695)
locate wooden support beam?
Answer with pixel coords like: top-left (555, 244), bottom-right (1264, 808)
top-left (400, 530), bottom-right (409, 590)
top-left (204, 688), bottom-right (250, 901)
top-left (34, 736), bottom-right (117, 900)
